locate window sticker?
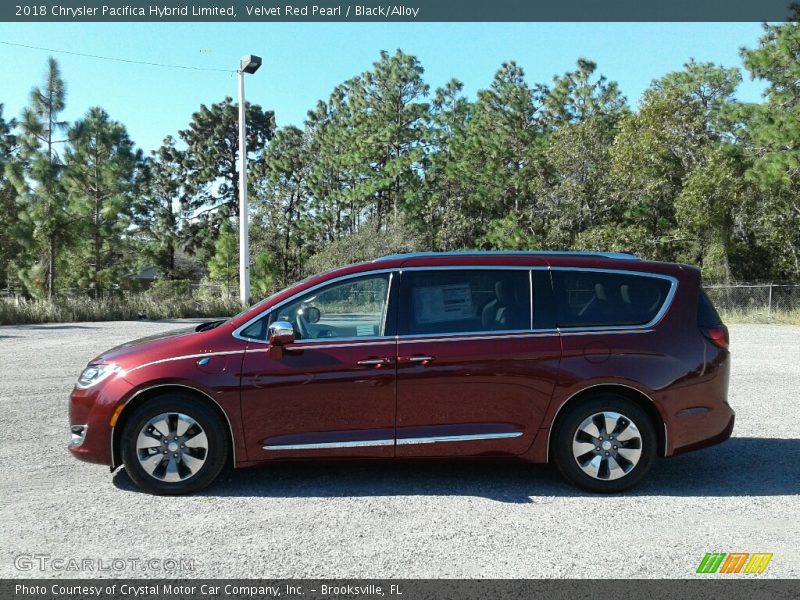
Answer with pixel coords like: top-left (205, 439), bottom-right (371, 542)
top-left (413, 283), bottom-right (473, 323)
top-left (356, 324), bottom-right (375, 336)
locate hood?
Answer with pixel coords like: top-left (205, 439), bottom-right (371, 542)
top-left (89, 323), bottom-right (222, 368)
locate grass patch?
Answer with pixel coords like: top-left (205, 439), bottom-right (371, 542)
top-left (719, 307), bottom-right (800, 325)
top-left (0, 295), bottom-right (244, 326)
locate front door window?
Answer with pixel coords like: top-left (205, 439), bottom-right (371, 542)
top-left (274, 274), bottom-right (391, 341)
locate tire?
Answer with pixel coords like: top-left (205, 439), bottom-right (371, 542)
top-left (120, 394), bottom-right (229, 495)
top-left (552, 393), bottom-right (656, 493)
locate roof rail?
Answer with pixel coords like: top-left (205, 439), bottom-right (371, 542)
top-left (375, 251), bottom-right (640, 262)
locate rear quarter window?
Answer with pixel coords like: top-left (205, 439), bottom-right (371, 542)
top-left (553, 270), bottom-right (673, 328)
top-left (698, 288), bottom-right (723, 327)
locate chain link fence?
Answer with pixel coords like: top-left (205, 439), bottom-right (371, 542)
top-left (3, 281), bottom-right (799, 322)
top-left (705, 283), bottom-right (800, 318)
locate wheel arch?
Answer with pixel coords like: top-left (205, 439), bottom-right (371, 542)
top-left (546, 383), bottom-right (666, 462)
top-left (110, 383), bottom-right (235, 470)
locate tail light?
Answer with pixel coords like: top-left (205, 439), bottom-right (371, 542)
top-left (702, 325), bottom-right (729, 350)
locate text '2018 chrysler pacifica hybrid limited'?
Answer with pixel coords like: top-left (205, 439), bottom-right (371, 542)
top-left (69, 251), bottom-right (733, 494)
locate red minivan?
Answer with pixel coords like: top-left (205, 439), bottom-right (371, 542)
top-left (69, 251), bottom-right (734, 494)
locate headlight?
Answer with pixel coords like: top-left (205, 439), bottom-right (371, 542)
top-left (76, 363), bottom-right (120, 389)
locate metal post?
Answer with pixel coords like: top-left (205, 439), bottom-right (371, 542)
top-left (767, 283), bottom-right (773, 321)
top-left (237, 68), bottom-right (250, 305)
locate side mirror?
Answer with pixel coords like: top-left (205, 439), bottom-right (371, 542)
top-left (268, 321), bottom-right (295, 346)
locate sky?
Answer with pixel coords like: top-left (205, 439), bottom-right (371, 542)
top-left (0, 22), bottom-right (770, 154)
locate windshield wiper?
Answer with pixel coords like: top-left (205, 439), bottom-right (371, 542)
top-left (195, 319), bottom-right (225, 332)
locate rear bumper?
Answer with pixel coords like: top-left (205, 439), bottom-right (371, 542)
top-left (671, 409), bottom-right (735, 456)
top-left (664, 340), bottom-right (732, 456)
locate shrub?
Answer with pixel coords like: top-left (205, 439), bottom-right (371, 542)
top-left (145, 279), bottom-right (192, 302)
top-left (0, 294), bottom-right (243, 325)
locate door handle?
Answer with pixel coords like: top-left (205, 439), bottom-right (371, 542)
top-left (357, 357), bottom-right (393, 368)
top-left (398, 355), bottom-right (435, 365)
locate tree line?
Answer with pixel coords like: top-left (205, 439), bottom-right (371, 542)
top-left (1, 21), bottom-right (799, 304)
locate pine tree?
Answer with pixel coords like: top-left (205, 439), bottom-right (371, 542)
top-left (740, 20), bottom-right (800, 277)
top-left (63, 107), bottom-right (141, 296)
top-left (536, 60), bottom-right (628, 249)
top-left (350, 50), bottom-right (430, 230)
top-left (251, 252), bottom-right (276, 297)
top-left (135, 136), bottom-right (190, 279)
top-left (0, 104), bottom-right (22, 290)
top-left (6, 58), bottom-right (68, 299)
top-left (421, 79), bottom-right (472, 249)
top-left (250, 126), bottom-right (310, 286)
top-left (305, 83), bottom-right (363, 241)
top-left (544, 58), bottom-right (627, 127)
top-left (452, 61), bottom-right (548, 248)
top-left (180, 97), bottom-right (275, 258)
top-left (606, 61), bottom-right (747, 276)
top-left (207, 220), bottom-right (238, 295)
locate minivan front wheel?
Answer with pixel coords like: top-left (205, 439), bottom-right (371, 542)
top-left (120, 394), bottom-right (228, 495)
top-left (552, 394), bottom-right (656, 493)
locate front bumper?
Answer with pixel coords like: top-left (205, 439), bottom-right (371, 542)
top-left (68, 375), bottom-right (134, 466)
top-left (69, 424), bottom-right (89, 448)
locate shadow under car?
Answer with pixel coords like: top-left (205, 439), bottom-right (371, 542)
top-left (112, 436), bottom-right (800, 502)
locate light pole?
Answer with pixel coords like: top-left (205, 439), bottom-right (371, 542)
top-left (237, 54), bottom-right (262, 304)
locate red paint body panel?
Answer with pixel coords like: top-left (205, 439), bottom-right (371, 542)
top-left (70, 323), bottom-right (251, 468)
top-left (68, 253), bottom-right (733, 475)
top-left (395, 332), bottom-right (561, 457)
top-left (239, 339), bottom-right (397, 459)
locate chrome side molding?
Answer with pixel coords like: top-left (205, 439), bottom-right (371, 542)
top-left (263, 431), bottom-right (523, 451)
top-left (396, 432), bottom-right (523, 445)
top-left (263, 439), bottom-right (394, 450)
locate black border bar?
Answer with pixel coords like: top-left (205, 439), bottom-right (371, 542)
top-left (2, 1), bottom-right (798, 23)
top-left (4, 579), bottom-right (800, 600)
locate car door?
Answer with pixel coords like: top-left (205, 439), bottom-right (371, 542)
top-left (395, 267), bottom-right (561, 457)
top-left (239, 271), bottom-right (398, 460)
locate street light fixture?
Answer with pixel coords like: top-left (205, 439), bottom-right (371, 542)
top-left (240, 54), bottom-right (262, 74)
top-left (237, 54), bottom-right (262, 304)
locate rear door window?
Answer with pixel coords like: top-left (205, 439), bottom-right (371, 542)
top-left (552, 270), bottom-right (673, 328)
top-left (399, 269), bottom-right (531, 335)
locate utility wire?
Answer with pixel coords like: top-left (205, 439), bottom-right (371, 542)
top-left (0, 40), bottom-right (235, 73)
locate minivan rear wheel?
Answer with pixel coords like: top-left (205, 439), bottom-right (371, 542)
top-left (121, 394), bottom-right (228, 495)
top-left (552, 394), bottom-right (656, 493)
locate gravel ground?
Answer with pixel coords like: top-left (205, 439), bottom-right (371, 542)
top-left (0, 321), bottom-right (798, 579)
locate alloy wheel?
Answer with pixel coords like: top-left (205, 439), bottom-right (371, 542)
top-left (135, 412), bottom-right (208, 482)
top-left (571, 411), bottom-right (643, 480)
